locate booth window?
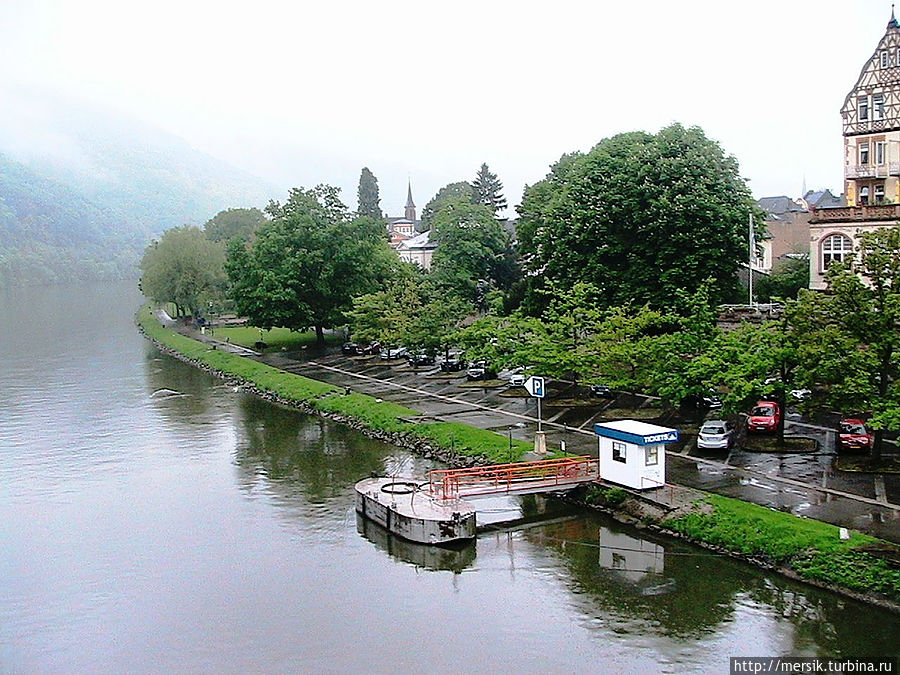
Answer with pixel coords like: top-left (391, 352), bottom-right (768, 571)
top-left (612, 441), bottom-right (626, 463)
top-left (645, 445), bottom-right (659, 466)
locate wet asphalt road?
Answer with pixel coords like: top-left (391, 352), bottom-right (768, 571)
top-left (254, 347), bottom-right (900, 543)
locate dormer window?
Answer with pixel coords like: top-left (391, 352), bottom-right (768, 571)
top-left (859, 96), bottom-right (870, 121)
top-left (881, 51), bottom-right (889, 68)
top-left (860, 142), bottom-right (870, 165)
top-left (874, 94), bottom-right (885, 120)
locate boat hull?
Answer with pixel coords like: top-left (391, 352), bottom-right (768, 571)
top-left (355, 477), bottom-right (476, 545)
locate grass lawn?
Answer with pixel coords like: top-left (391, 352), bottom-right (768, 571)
top-left (213, 325), bottom-right (340, 351)
top-left (665, 493), bottom-right (900, 601)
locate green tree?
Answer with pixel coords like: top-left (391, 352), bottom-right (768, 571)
top-left (140, 225), bottom-right (226, 317)
top-left (517, 124), bottom-right (761, 310)
top-left (419, 181), bottom-right (474, 231)
top-left (356, 167), bottom-right (383, 220)
top-left (756, 257), bottom-right (810, 302)
top-left (429, 197), bottom-right (518, 305)
top-left (790, 227), bottom-right (900, 460)
top-left (225, 185), bottom-right (394, 344)
top-left (471, 162), bottom-right (507, 215)
top-left (203, 207), bottom-right (268, 243)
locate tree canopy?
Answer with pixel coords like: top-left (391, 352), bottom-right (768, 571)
top-left (139, 225), bottom-right (226, 317)
top-left (356, 167), bottom-right (383, 220)
top-left (203, 207), bottom-right (268, 243)
top-left (517, 124), bottom-right (760, 310)
top-left (429, 197), bottom-right (517, 304)
top-left (419, 181), bottom-right (474, 231)
top-left (471, 162), bottom-right (507, 215)
top-left (225, 185), bottom-right (394, 343)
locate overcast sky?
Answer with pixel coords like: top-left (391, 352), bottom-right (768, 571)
top-left (0, 0), bottom-right (895, 218)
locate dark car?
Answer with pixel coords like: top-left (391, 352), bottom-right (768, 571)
top-left (358, 341), bottom-right (382, 355)
top-left (440, 357), bottom-right (466, 373)
top-left (837, 418), bottom-right (874, 453)
top-left (466, 361), bottom-right (496, 381)
top-left (745, 401), bottom-right (781, 433)
top-left (407, 352), bottom-right (436, 367)
top-left (589, 384), bottom-right (614, 398)
top-left (341, 342), bottom-right (360, 355)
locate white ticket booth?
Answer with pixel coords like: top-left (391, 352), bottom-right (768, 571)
top-left (593, 420), bottom-right (679, 490)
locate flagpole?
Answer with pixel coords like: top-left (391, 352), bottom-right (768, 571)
top-left (748, 212), bottom-right (754, 307)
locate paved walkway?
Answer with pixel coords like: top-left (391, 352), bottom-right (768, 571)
top-left (167, 323), bottom-right (900, 543)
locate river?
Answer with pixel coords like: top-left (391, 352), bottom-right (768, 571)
top-left (0, 281), bottom-right (897, 673)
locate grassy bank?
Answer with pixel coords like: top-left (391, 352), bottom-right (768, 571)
top-left (664, 493), bottom-right (900, 603)
top-left (138, 306), bottom-right (531, 463)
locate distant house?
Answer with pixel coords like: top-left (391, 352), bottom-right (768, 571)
top-left (396, 229), bottom-right (438, 269)
top-left (756, 193), bottom-right (829, 273)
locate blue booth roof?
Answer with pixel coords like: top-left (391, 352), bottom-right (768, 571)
top-left (593, 420), bottom-right (679, 446)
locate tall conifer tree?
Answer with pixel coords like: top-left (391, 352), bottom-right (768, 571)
top-left (357, 167), bottom-right (383, 219)
top-left (471, 163), bottom-right (507, 215)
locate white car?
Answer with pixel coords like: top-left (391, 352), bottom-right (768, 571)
top-left (697, 420), bottom-right (736, 450)
top-left (508, 368), bottom-right (526, 387)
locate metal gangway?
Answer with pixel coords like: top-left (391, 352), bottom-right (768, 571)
top-left (427, 456), bottom-right (600, 501)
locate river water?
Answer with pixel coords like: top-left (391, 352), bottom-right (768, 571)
top-left (0, 281), bottom-right (897, 673)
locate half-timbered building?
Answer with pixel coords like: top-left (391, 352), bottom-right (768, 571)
top-left (809, 10), bottom-right (900, 288)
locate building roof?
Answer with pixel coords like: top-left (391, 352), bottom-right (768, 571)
top-left (396, 229), bottom-right (436, 251)
top-left (802, 189), bottom-right (843, 209)
top-left (757, 196), bottom-right (805, 217)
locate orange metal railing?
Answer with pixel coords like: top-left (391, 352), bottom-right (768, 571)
top-left (427, 456), bottom-right (600, 500)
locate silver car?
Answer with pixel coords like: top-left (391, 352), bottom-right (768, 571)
top-left (697, 420), bottom-right (735, 449)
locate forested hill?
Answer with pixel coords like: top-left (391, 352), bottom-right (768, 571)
top-left (0, 153), bottom-right (144, 285)
top-left (0, 88), bottom-right (277, 287)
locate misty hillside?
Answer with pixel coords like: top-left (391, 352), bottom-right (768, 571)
top-left (0, 87), bottom-right (278, 286)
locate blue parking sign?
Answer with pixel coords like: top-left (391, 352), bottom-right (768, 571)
top-left (525, 376), bottom-right (545, 398)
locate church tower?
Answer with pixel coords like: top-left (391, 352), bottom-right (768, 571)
top-left (404, 181), bottom-right (416, 221)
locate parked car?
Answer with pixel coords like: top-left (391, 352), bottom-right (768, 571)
top-left (407, 352), bottom-right (435, 367)
top-left (341, 342), bottom-right (359, 355)
top-left (380, 346), bottom-right (408, 360)
top-left (358, 341), bottom-right (382, 355)
top-left (508, 368), bottom-right (526, 387)
top-left (702, 392), bottom-right (723, 409)
top-left (466, 361), bottom-right (496, 381)
top-left (697, 420), bottom-right (736, 449)
top-left (789, 388), bottom-right (812, 401)
top-left (589, 384), bottom-right (614, 398)
top-left (837, 418), bottom-right (874, 453)
top-left (745, 401), bottom-right (781, 433)
top-left (440, 357), bottom-right (467, 373)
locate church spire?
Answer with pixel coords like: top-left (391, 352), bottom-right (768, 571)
top-left (404, 180), bottom-right (416, 221)
top-left (889, 4), bottom-right (898, 29)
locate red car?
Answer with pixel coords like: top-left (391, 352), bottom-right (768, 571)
top-left (746, 401), bottom-right (781, 433)
top-left (838, 418), bottom-right (875, 453)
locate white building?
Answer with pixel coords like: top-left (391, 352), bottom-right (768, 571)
top-left (593, 420), bottom-right (678, 490)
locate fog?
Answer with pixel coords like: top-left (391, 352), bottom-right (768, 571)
top-left (0, 0), bottom-right (893, 216)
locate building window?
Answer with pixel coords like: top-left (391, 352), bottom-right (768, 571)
top-left (859, 96), bottom-right (870, 121)
top-left (876, 184), bottom-right (885, 203)
top-left (882, 51), bottom-right (889, 68)
top-left (645, 445), bottom-right (659, 466)
top-left (612, 441), bottom-right (626, 463)
top-left (876, 141), bottom-right (887, 165)
top-left (822, 234), bottom-right (854, 269)
top-left (859, 142), bottom-right (870, 165)
top-left (874, 94), bottom-right (885, 120)
top-left (860, 186), bottom-right (870, 205)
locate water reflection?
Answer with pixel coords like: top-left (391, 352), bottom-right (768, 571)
top-left (526, 517), bottom-right (899, 655)
top-left (356, 514), bottom-right (476, 573)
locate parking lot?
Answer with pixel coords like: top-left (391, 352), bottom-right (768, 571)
top-left (260, 347), bottom-right (900, 542)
